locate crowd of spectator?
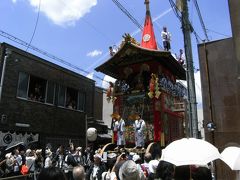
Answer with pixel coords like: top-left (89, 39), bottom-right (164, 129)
top-left (0, 143), bottom-right (213, 180)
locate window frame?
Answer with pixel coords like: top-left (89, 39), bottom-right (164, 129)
top-left (77, 91), bottom-right (86, 112)
top-left (16, 72), bottom-right (30, 99)
top-left (57, 84), bottom-right (66, 107)
top-left (16, 72), bottom-right (87, 112)
top-left (45, 81), bottom-right (56, 105)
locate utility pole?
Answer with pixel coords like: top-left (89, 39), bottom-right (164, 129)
top-left (181, 0), bottom-right (199, 138)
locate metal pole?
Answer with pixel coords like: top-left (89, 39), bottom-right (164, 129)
top-left (181, 0), bottom-right (199, 138)
top-left (203, 42), bottom-right (217, 179)
top-left (85, 114), bottom-right (88, 148)
top-left (0, 48), bottom-right (11, 102)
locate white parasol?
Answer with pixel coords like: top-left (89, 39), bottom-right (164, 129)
top-left (221, 146), bottom-right (240, 170)
top-left (161, 138), bottom-right (220, 166)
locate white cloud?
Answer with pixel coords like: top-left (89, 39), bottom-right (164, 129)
top-left (87, 50), bottom-right (102, 57)
top-left (28, 0), bottom-right (97, 26)
top-left (12, 0), bottom-right (17, 3)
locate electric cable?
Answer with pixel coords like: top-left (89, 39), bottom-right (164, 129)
top-left (81, 17), bottom-right (115, 45)
top-left (206, 28), bottom-right (230, 38)
top-left (26, 0), bottom-right (41, 52)
top-left (111, 0), bottom-right (143, 31)
top-left (168, 0), bottom-right (203, 43)
top-left (192, 0), bottom-right (209, 41)
top-left (0, 29), bottom-right (109, 84)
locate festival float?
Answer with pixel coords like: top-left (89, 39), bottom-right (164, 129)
top-left (95, 0), bottom-right (187, 150)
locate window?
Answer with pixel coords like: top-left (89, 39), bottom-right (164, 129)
top-left (46, 81), bottom-right (55, 104)
top-left (17, 72), bottom-right (29, 98)
top-left (58, 85), bottom-right (66, 107)
top-left (28, 76), bottom-right (47, 102)
top-left (78, 91), bottom-right (86, 111)
top-left (66, 87), bottom-right (78, 109)
top-left (17, 72), bottom-right (48, 103)
top-left (16, 72), bottom-right (85, 111)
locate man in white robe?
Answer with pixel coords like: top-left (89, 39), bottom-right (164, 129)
top-left (112, 113), bottom-right (126, 148)
top-left (116, 118), bottom-right (126, 148)
top-left (134, 114), bottom-right (146, 148)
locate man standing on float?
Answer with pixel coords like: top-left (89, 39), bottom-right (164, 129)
top-left (134, 113), bottom-right (146, 149)
top-left (112, 113), bottom-right (126, 149)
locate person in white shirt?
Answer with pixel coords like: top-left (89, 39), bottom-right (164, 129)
top-left (177, 49), bottom-right (186, 67)
top-left (44, 149), bottom-right (53, 168)
top-left (13, 149), bottom-right (22, 175)
top-left (134, 114), bottom-right (146, 149)
top-left (54, 145), bottom-right (65, 170)
top-left (161, 26), bottom-right (171, 51)
top-left (25, 149), bottom-right (37, 180)
top-left (141, 153), bottom-right (152, 178)
top-left (86, 154), bottom-right (106, 180)
top-left (112, 113), bottom-right (126, 149)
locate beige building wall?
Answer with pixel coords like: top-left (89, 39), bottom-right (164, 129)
top-left (229, 0), bottom-right (240, 73)
top-left (198, 2), bottom-right (240, 179)
top-left (198, 38), bottom-right (240, 179)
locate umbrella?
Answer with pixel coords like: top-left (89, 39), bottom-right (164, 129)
top-left (221, 146), bottom-right (240, 170)
top-left (161, 138), bottom-right (220, 166)
top-left (5, 141), bottom-right (25, 151)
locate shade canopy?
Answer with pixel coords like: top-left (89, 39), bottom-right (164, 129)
top-left (161, 138), bottom-right (220, 166)
top-left (221, 146), bottom-right (240, 170)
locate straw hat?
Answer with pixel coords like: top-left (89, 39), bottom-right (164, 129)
top-left (133, 113), bottom-right (140, 120)
top-left (26, 149), bottom-right (32, 156)
top-left (5, 152), bottom-right (12, 159)
top-left (107, 153), bottom-right (117, 159)
top-left (76, 147), bottom-right (82, 151)
top-left (132, 154), bottom-right (141, 162)
top-left (111, 113), bottom-right (120, 120)
top-left (45, 149), bottom-right (52, 157)
top-left (36, 149), bottom-right (42, 154)
top-left (129, 112), bottom-right (140, 121)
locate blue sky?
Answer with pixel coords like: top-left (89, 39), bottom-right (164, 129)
top-left (0, 0), bottom-right (232, 93)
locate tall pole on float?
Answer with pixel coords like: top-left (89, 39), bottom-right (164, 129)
top-left (181, 0), bottom-right (199, 138)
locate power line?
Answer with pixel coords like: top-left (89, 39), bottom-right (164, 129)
top-left (192, 0), bottom-right (209, 41)
top-left (0, 29), bottom-right (109, 84)
top-left (169, 0), bottom-right (182, 20)
top-left (206, 28), bottom-right (230, 38)
top-left (168, 0), bottom-right (203, 43)
top-left (111, 0), bottom-right (143, 31)
top-left (26, 0), bottom-right (41, 51)
top-left (81, 17), bottom-right (115, 45)
top-left (112, 0), bottom-right (165, 49)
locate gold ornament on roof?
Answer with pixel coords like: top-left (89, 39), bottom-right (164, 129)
top-left (120, 33), bottom-right (140, 48)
